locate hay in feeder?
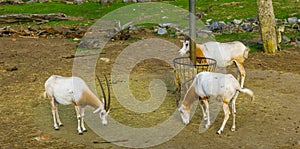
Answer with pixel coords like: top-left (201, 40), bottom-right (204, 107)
top-left (173, 57), bottom-right (217, 106)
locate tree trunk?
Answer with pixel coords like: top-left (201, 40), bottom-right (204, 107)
top-left (257, 0), bottom-right (277, 53)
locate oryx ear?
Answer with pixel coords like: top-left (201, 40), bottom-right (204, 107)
top-left (93, 107), bottom-right (101, 114)
top-left (180, 40), bottom-right (184, 43)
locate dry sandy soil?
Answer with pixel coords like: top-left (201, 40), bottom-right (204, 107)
top-left (0, 32), bottom-right (299, 148)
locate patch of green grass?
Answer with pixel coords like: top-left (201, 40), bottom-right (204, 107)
top-left (0, 0), bottom-right (298, 26)
top-left (215, 32), bottom-right (256, 42)
top-left (273, 0), bottom-right (300, 19)
top-left (215, 32), bottom-right (264, 52)
top-left (284, 32), bottom-right (300, 39)
top-left (165, 0), bottom-right (258, 22)
top-left (0, 1), bottom-right (130, 20)
top-left (139, 23), bottom-right (157, 30)
top-left (248, 43), bottom-right (263, 52)
top-left (166, 0), bottom-right (299, 22)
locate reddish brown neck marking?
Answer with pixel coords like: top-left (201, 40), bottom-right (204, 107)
top-left (182, 86), bottom-right (198, 110)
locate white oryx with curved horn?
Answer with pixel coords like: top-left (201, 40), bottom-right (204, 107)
top-left (44, 75), bottom-right (111, 134)
top-left (178, 37), bottom-right (249, 87)
top-left (178, 72), bottom-right (254, 134)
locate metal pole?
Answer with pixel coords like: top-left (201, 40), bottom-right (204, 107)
top-left (189, 0), bottom-right (196, 64)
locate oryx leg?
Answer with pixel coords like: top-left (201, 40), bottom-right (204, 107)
top-left (80, 107), bottom-right (87, 132)
top-left (50, 97), bottom-right (61, 130)
top-left (231, 92), bottom-right (239, 131)
top-left (217, 101), bottom-right (231, 134)
top-left (202, 98), bottom-right (210, 128)
top-left (199, 100), bottom-right (207, 121)
top-left (55, 103), bottom-right (63, 127)
top-left (234, 61), bottom-right (246, 88)
top-left (74, 106), bottom-right (83, 135)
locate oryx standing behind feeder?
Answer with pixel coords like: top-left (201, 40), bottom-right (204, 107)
top-left (178, 72), bottom-right (254, 134)
top-left (44, 75), bottom-right (111, 135)
top-left (179, 37), bottom-right (249, 87)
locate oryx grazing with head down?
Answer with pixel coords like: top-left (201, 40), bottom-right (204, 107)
top-left (178, 37), bottom-right (249, 87)
top-left (178, 72), bottom-right (254, 134)
top-left (44, 75), bottom-right (111, 135)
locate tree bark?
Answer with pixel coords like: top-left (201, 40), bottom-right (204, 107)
top-left (257, 0), bottom-right (277, 53)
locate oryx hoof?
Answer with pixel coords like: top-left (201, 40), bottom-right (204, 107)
top-left (216, 130), bottom-right (222, 135)
top-left (78, 131), bottom-right (83, 135)
top-left (231, 127), bottom-right (236, 132)
top-left (204, 124), bottom-right (210, 128)
top-left (54, 126), bottom-right (59, 130)
top-left (83, 129), bottom-right (87, 132)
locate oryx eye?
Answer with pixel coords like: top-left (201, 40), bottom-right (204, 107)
top-left (100, 111), bottom-right (105, 116)
top-left (185, 43), bottom-right (188, 47)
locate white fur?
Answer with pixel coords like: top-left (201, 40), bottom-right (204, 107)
top-left (178, 72), bottom-right (254, 134)
top-left (179, 40), bottom-right (249, 87)
top-left (178, 105), bottom-right (190, 125)
top-left (44, 75), bottom-right (109, 134)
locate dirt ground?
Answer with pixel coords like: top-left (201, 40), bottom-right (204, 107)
top-left (0, 32), bottom-right (299, 149)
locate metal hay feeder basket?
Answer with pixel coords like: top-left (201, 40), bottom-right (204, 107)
top-left (173, 56), bottom-right (217, 106)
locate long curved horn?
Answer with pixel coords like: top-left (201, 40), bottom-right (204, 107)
top-left (96, 75), bottom-right (106, 111)
top-left (104, 74), bottom-right (110, 111)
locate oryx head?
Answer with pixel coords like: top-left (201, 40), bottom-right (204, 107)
top-left (179, 37), bottom-right (190, 56)
top-left (178, 105), bottom-right (190, 125)
top-left (94, 75), bottom-right (111, 126)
